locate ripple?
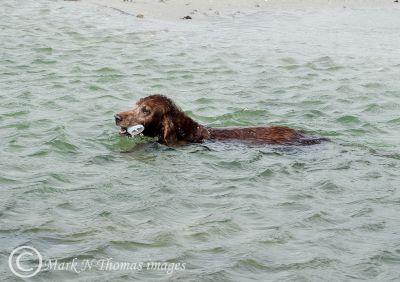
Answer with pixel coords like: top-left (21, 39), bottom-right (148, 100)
top-left (34, 47), bottom-right (53, 54)
top-left (235, 258), bottom-right (269, 271)
top-left (360, 221), bottom-right (386, 231)
top-left (369, 250), bottom-right (400, 265)
top-left (362, 82), bottom-right (384, 89)
top-left (110, 240), bottom-right (156, 249)
top-left (94, 67), bottom-right (122, 74)
top-left (45, 138), bottom-right (79, 153)
top-left (258, 168), bottom-right (274, 177)
top-left (305, 211), bottom-right (338, 224)
top-left (336, 115), bottom-right (362, 124)
top-left (32, 58), bottom-right (57, 64)
top-left (316, 180), bottom-right (344, 194)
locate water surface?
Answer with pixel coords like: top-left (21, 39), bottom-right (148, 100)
top-left (1, 1), bottom-right (400, 281)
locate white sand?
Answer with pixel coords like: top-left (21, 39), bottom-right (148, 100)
top-left (84, 0), bottom-right (397, 20)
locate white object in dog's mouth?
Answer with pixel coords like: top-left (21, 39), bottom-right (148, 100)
top-left (127, 124), bottom-right (144, 136)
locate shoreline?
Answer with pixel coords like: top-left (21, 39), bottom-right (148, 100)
top-left (83, 0), bottom-right (398, 21)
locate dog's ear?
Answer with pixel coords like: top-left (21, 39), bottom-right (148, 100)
top-left (161, 115), bottom-right (178, 146)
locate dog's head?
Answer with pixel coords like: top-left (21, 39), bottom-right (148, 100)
top-left (114, 95), bottom-right (181, 144)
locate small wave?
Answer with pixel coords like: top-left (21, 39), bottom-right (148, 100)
top-left (336, 115), bottom-right (362, 124)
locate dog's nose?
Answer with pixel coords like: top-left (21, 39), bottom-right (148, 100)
top-left (114, 114), bottom-right (122, 123)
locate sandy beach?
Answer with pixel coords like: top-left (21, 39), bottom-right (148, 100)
top-left (84, 0), bottom-right (397, 20)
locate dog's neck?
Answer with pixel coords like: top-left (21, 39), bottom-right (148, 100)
top-left (173, 112), bottom-right (209, 143)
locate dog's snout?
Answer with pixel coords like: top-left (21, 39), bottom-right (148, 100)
top-left (114, 114), bottom-right (122, 123)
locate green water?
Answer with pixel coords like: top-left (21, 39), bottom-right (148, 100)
top-left (1, 0), bottom-right (400, 281)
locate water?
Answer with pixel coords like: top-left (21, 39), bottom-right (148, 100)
top-left (1, 0), bottom-right (400, 280)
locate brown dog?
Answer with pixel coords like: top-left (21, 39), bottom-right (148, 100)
top-left (114, 95), bottom-right (327, 146)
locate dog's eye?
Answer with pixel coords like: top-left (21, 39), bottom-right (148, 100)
top-left (141, 107), bottom-right (150, 114)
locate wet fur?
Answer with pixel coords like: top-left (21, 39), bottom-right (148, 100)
top-left (115, 95), bottom-right (327, 147)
